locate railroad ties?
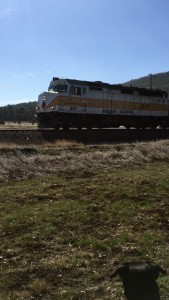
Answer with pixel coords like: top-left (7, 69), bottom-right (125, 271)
top-left (0, 128), bottom-right (169, 144)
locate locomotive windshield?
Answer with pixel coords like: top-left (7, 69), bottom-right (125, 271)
top-left (48, 84), bottom-right (68, 93)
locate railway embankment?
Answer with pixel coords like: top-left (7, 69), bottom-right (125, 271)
top-left (1, 128), bottom-right (169, 144)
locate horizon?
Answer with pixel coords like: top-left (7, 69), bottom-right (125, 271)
top-left (1, 0), bottom-right (169, 106)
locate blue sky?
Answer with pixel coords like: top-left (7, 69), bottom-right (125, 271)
top-left (1, 0), bottom-right (169, 106)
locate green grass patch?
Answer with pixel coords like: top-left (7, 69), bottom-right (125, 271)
top-left (0, 160), bottom-right (169, 299)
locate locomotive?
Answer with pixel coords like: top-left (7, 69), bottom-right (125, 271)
top-left (36, 77), bottom-right (169, 129)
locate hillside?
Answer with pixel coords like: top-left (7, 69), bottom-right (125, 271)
top-left (124, 71), bottom-right (169, 95)
top-left (0, 101), bottom-right (37, 124)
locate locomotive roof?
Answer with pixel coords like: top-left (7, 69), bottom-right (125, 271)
top-left (52, 77), bottom-right (168, 97)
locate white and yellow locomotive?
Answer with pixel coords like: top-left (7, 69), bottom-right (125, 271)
top-left (37, 77), bottom-right (169, 129)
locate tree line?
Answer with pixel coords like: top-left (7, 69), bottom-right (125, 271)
top-left (0, 101), bottom-right (37, 124)
top-left (124, 71), bottom-right (169, 96)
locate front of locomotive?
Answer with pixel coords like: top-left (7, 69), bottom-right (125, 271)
top-left (36, 77), bottom-right (68, 128)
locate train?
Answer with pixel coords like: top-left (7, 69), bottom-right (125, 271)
top-left (36, 77), bottom-right (169, 129)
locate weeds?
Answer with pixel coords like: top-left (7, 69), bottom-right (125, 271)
top-left (1, 140), bottom-right (169, 183)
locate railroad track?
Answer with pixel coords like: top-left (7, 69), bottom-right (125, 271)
top-left (1, 128), bottom-right (169, 145)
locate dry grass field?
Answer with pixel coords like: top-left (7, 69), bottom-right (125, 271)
top-left (0, 122), bottom-right (37, 130)
top-left (0, 140), bottom-right (169, 299)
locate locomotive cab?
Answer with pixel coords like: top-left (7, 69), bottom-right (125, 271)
top-left (38, 79), bottom-right (69, 113)
top-left (37, 78), bottom-right (87, 129)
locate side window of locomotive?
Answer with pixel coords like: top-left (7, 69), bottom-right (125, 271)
top-left (75, 87), bottom-right (81, 95)
top-left (69, 86), bottom-right (75, 95)
top-left (83, 87), bottom-right (86, 94)
top-left (69, 86), bottom-right (82, 95)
